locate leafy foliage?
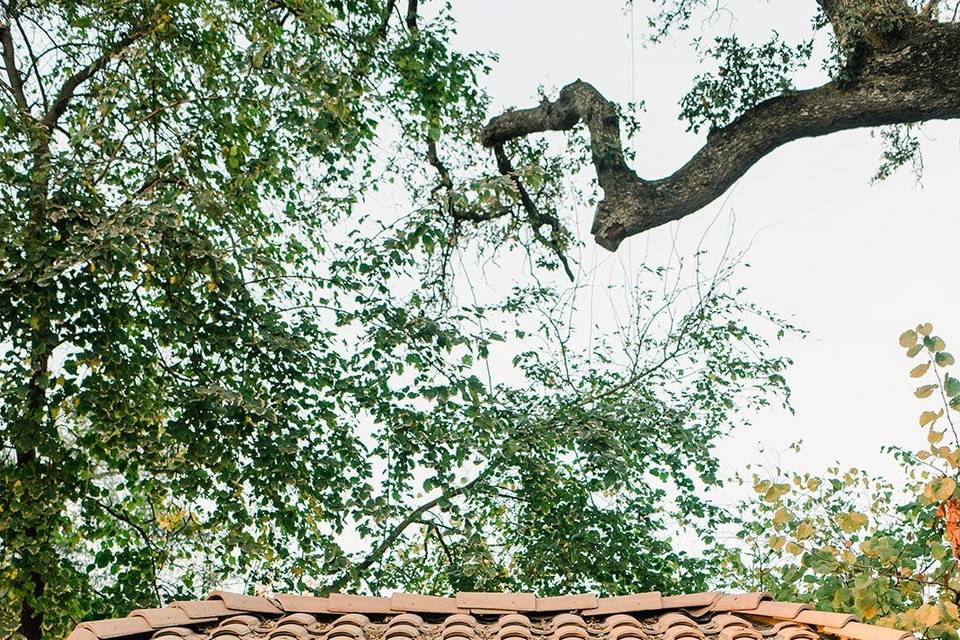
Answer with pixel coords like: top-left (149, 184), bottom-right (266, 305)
top-left (0, 2), bottom-right (800, 639)
top-left (719, 323), bottom-right (960, 639)
top-left (872, 124), bottom-right (925, 183)
top-left (681, 34), bottom-right (814, 134)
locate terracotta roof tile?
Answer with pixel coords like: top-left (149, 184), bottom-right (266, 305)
top-left (741, 601), bottom-right (810, 620)
top-left (328, 594), bottom-right (393, 614)
top-left (170, 600), bottom-right (232, 619)
top-left (65, 627), bottom-right (99, 640)
top-left (660, 593), bottom-right (719, 610)
top-left (208, 592), bottom-right (283, 615)
top-left (821, 622), bottom-right (914, 640)
top-left (711, 593), bottom-right (771, 612)
top-left (78, 617), bottom-right (153, 639)
top-left (455, 592), bottom-right (536, 612)
top-left (391, 593), bottom-right (460, 614)
top-left (66, 590), bottom-right (918, 640)
top-left (128, 607), bottom-right (196, 628)
top-left (274, 595), bottom-right (330, 614)
top-left (536, 594), bottom-right (598, 612)
top-left (794, 610), bottom-right (860, 627)
top-left (591, 593), bottom-right (662, 615)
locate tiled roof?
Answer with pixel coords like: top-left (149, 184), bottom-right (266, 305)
top-left (65, 591), bottom-right (915, 640)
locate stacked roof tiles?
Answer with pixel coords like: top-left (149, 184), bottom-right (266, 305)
top-left (65, 591), bottom-right (915, 640)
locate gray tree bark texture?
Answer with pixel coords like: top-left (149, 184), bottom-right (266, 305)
top-left (480, 0), bottom-right (960, 251)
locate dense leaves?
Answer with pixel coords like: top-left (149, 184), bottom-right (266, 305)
top-left (719, 323), bottom-right (960, 639)
top-left (0, 2), bottom-right (798, 639)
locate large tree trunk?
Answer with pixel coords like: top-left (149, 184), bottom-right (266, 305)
top-left (481, 2), bottom-right (960, 250)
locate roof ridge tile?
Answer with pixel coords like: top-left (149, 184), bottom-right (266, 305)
top-left (208, 590), bottom-right (283, 615)
top-left (62, 589), bottom-right (918, 640)
top-left (456, 592), bottom-right (537, 612)
top-left (328, 593), bottom-right (393, 614)
top-left (589, 593), bottom-right (662, 616)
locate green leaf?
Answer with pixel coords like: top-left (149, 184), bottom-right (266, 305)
top-left (936, 352), bottom-right (956, 367)
top-left (945, 375), bottom-right (960, 398)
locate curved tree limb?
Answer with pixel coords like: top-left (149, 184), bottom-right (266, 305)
top-left (480, 15), bottom-right (960, 251)
top-left (325, 473), bottom-right (485, 592)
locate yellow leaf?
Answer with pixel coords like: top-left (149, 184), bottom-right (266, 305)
top-left (931, 541), bottom-right (948, 560)
top-left (900, 330), bottom-right (918, 348)
top-left (911, 362), bottom-right (931, 378)
top-left (915, 384), bottom-right (938, 398)
top-left (785, 542), bottom-right (803, 556)
top-left (763, 483), bottom-right (790, 503)
top-left (773, 507), bottom-right (793, 528)
top-left (918, 322), bottom-right (934, 336)
top-left (795, 522), bottom-right (815, 540)
top-left (861, 605), bottom-right (878, 620)
top-left (806, 477), bottom-right (822, 491)
top-left (944, 602), bottom-right (959, 623)
top-left (916, 604), bottom-right (940, 627)
top-left (939, 478), bottom-right (957, 500)
top-left (932, 337), bottom-right (946, 352)
top-left (925, 477), bottom-right (957, 502)
top-left (929, 430), bottom-right (945, 444)
top-left (836, 511), bottom-right (869, 533)
top-left (920, 409), bottom-right (944, 427)
top-left (767, 535), bottom-right (786, 550)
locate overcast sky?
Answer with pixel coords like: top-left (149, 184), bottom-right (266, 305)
top-left (446, 0), bottom-right (960, 496)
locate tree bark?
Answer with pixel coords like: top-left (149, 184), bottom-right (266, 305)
top-left (480, 12), bottom-right (960, 251)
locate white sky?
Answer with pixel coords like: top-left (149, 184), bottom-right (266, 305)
top-left (447, 0), bottom-right (960, 498)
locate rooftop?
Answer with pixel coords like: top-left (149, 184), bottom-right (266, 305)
top-left (65, 590), bottom-right (916, 640)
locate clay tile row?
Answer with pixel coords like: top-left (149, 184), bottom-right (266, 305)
top-left (65, 590), bottom-right (918, 640)
top-left (726, 597), bottom-right (917, 640)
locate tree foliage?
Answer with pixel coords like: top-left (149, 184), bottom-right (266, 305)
top-left (719, 323), bottom-right (960, 639)
top-left (0, 2), bottom-right (799, 639)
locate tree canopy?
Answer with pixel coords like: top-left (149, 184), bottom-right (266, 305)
top-left (0, 3), bottom-right (801, 640)
top-left (6, 1), bottom-right (957, 639)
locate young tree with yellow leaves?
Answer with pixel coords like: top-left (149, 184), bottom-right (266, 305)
top-left (721, 323), bottom-right (960, 639)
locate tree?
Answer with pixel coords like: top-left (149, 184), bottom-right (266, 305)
top-left (482, 0), bottom-right (960, 250)
top-left (720, 323), bottom-right (960, 639)
top-left (0, 3), bottom-right (796, 640)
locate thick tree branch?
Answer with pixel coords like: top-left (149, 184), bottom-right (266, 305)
top-left (481, 20), bottom-right (960, 251)
top-left (0, 21), bottom-right (29, 112)
top-left (41, 23), bottom-right (149, 130)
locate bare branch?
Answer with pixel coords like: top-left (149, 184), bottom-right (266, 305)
top-left (481, 20), bottom-right (960, 250)
top-left (14, 17), bottom-right (46, 112)
top-left (492, 144), bottom-right (574, 280)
